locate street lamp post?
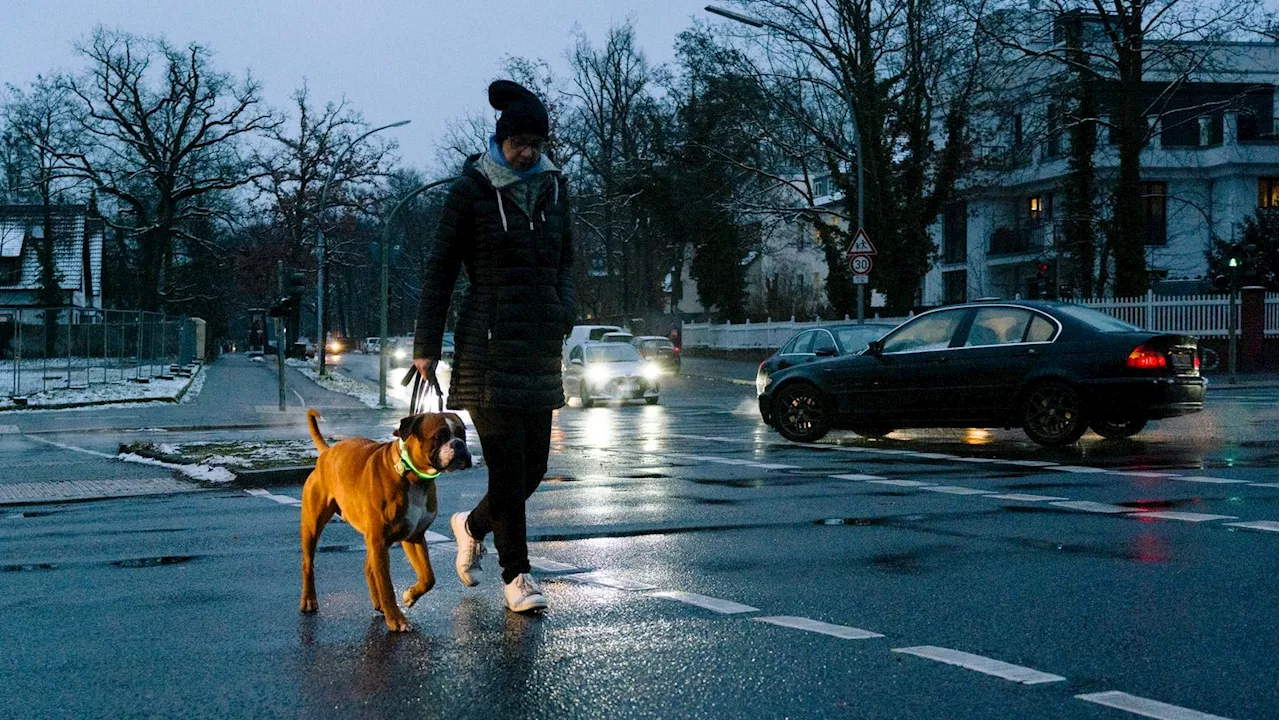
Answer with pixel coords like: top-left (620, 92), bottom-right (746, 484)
top-left (704, 5), bottom-right (866, 322)
top-left (315, 119), bottom-right (410, 375)
top-left (378, 176), bottom-right (456, 408)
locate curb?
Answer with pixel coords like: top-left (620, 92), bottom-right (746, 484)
top-left (231, 466), bottom-right (313, 487)
top-left (683, 374), bottom-right (756, 387)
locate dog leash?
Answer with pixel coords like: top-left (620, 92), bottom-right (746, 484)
top-left (404, 364), bottom-right (445, 414)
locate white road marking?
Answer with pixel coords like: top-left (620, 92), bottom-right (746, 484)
top-left (243, 488), bottom-right (302, 506)
top-left (1075, 691), bottom-right (1237, 719)
top-left (754, 616), bottom-right (884, 639)
top-left (562, 571), bottom-right (656, 591)
top-left (919, 486), bottom-right (993, 495)
top-left (892, 646), bottom-right (1064, 684)
top-left (1224, 521), bottom-right (1280, 533)
top-left (829, 473), bottom-right (887, 481)
top-left (951, 457), bottom-right (1001, 463)
top-left (422, 530), bottom-right (451, 543)
top-left (1248, 483), bottom-right (1279, 489)
top-left (1128, 511), bottom-right (1238, 523)
top-left (986, 493), bottom-right (1069, 502)
top-left (0, 425), bottom-right (19, 434)
top-left (26, 435), bottom-right (118, 459)
top-left (1177, 476), bottom-right (1249, 484)
top-left (1050, 465), bottom-right (1104, 474)
top-left (1002, 460), bottom-right (1059, 467)
top-left (529, 556), bottom-right (581, 572)
top-left (1108, 470), bottom-right (1180, 478)
top-left (649, 590), bottom-right (759, 614)
top-left (1050, 500), bottom-right (1137, 514)
top-left (868, 479), bottom-right (934, 487)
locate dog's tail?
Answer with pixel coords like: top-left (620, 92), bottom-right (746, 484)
top-left (306, 409), bottom-right (329, 453)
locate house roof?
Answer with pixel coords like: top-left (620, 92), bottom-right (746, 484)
top-left (0, 204), bottom-right (104, 294)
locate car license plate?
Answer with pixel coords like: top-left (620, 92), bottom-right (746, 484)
top-left (1171, 351), bottom-right (1194, 370)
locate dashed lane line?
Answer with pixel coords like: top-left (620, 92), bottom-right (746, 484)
top-left (243, 488), bottom-right (301, 506)
top-left (868, 479), bottom-right (934, 487)
top-left (754, 616), bottom-right (884, 640)
top-left (649, 590), bottom-right (759, 614)
top-left (830, 473), bottom-right (888, 481)
top-left (1128, 511), bottom-right (1238, 523)
top-left (1177, 477), bottom-right (1250, 484)
top-left (892, 645), bottom-right (1065, 685)
top-left (1224, 520), bottom-right (1279, 533)
top-left (560, 571), bottom-right (657, 591)
top-left (1076, 691), bottom-right (1237, 720)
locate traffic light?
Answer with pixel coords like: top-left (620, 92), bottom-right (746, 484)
top-left (269, 296), bottom-right (297, 318)
top-left (286, 271), bottom-right (307, 298)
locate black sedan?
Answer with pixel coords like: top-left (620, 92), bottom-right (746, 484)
top-left (757, 322), bottom-right (898, 391)
top-left (757, 301), bottom-right (1206, 446)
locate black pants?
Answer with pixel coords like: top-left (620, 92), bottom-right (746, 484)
top-left (465, 408), bottom-right (553, 584)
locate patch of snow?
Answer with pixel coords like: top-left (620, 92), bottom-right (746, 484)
top-left (0, 366), bottom-right (204, 411)
top-left (200, 454), bottom-right (253, 467)
top-left (116, 451), bottom-right (236, 484)
top-left (289, 359), bottom-right (383, 409)
top-left (180, 367), bottom-right (208, 403)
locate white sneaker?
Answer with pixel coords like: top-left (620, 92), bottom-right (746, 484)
top-left (503, 573), bottom-right (548, 613)
top-left (451, 512), bottom-right (484, 587)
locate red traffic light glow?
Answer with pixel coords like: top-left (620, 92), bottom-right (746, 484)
top-left (1126, 345), bottom-right (1168, 370)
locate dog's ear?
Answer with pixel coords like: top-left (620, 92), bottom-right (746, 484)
top-left (393, 414), bottom-right (421, 439)
top-left (443, 413), bottom-right (466, 442)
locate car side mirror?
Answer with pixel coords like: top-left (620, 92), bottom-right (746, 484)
top-left (814, 347), bottom-right (838, 357)
top-left (866, 340), bottom-right (884, 356)
top-left (570, 357), bottom-right (583, 366)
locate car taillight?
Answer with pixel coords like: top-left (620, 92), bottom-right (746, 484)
top-left (1127, 345), bottom-right (1167, 370)
top-left (1193, 354), bottom-right (1201, 371)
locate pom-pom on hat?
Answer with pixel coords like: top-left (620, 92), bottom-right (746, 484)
top-left (489, 80), bottom-right (549, 143)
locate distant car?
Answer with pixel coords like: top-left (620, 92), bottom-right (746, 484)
top-left (388, 337), bottom-right (414, 367)
top-left (630, 335), bottom-right (681, 372)
top-left (563, 324), bottom-right (623, 365)
top-left (564, 341), bottom-right (660, 407)
top-left (757, 322), bottom-right (897, 391)
top-left (600, 331), bottom-right (635, 344)
top-left (757, 301), bottom-right (1206, 446)
top-left (364, 336), bottom-right (380, 354)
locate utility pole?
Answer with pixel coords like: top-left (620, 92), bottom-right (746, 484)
top-left (277, 260), bottom-right (286, 411)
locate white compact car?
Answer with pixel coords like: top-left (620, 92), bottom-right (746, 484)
top-left (563, 342), bottom-right (660, 407)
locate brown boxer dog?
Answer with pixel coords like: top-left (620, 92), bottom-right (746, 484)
top-left (299, 408), bottom-right (472, 632)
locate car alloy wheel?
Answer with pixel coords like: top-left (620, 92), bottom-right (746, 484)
top-left (1090, 417), bottom-right (1147, 440)
top-left (772, 383), bottom-right (830, 443)
top-left (1021, 381), bottom-right (1087, 446)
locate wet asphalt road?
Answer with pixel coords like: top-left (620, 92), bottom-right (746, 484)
top-left (0, 355), bottom-right (1275, 719)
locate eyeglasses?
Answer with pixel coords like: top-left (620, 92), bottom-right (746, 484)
top-left (508, 136), bottom-right (546, 152)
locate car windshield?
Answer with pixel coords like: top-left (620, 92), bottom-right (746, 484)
top-left (833, 326), bottom-right (889, 354)
top-left (1054, 305), bottom-right (1143, 332)
top-left (585, 345), bottom-right (642, 363)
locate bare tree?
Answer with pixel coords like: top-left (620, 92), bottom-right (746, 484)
top-left (52, 27), bottom-right (279, 311)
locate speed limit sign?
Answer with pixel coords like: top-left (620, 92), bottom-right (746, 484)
top-left (850, 254), bottom-right (872, 275)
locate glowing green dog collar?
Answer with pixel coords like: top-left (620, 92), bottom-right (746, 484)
top-left (398, 438), bottom-right (440, 480)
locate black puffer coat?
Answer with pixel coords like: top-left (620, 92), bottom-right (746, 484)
top-left (413, 154), bottom-right (575, 411)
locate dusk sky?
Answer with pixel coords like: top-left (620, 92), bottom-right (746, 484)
top-left (3, 0), bottom-right (716, 171)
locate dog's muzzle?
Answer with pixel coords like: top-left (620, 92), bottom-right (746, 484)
top-left (435, 437), bottom-right (472, 472)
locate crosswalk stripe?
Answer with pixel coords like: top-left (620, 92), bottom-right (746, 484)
top-left (1076, 691), bottom-right (1236, 720)
top-left (829, 473), bottom-right (887, 481)
top-left (918, 486), bottom-right (992, 495)
top-left (529, 556), bottom-right (581, 572)
top-left (1128, 511), bottom-right (1237, 522)
top-left (1050, 500), bottom-right (1134, 514)
top-left (1177, 476), bottom-right (1249, 484)
top-left (755, 616), bottom-right (884, 640)
top-left (868, 479), bottom-right (934, 487)
top-left (986, 493), bottom-right (1069, 502)
top-left (562, 571), bottom-right (656, 591)
top-left (1224, 520), bottom-right (1280, 532)
top-left (892, 645), bottom-right (1064, 684)
top-left (649, 590), bottom-right (759, 614)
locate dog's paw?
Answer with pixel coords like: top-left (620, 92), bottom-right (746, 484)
top-left (300, 597), bottom-right (318, 613)
top-left (402, 589), bottom-right (418, 607)
top-left (385, 615), bottom-right (413, 633)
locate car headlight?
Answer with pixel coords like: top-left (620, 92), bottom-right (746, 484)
top-left (393, 349), bottom-right (408, 360)
top-left (586, 365), bottom-right (612, 384)
top-left (643, 363), bottom-right (661, 382)
top-left (756, 372), bottom-right (773, 396)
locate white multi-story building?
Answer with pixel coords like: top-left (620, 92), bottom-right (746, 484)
top-left (924, 15), bottom-right (1278, 304)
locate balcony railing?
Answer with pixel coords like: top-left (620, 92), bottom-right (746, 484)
top-left (989, 223), bottom-right (1054, 256)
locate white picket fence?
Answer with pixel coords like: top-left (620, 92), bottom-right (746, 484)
top-left (683, 291), bottom-right (1279, 350)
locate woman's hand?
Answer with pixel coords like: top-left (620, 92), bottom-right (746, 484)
top-left (413, 357), bottom-right (440, 392)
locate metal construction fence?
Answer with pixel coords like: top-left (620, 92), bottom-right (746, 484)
top-left (0, 307), bottom-right (182, 399)
top-left (683, 292), bottom-right (1279, 350)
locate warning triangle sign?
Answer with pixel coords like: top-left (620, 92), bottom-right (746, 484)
top-left (847, 228), bottom-right (876, 256)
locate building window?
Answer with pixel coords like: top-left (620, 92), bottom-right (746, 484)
top-left (943, 202), bottom-right (967, 264)
top-left (943, 270), bottom-right (967, 304)
top-left (1027, 194), bottom-right (1051, 223)
top-left (1258, 177), bottom-right (1278, 209)
top-left (0, 259), bottom-right (20, 286)
top-left (1141, 181), bottom-right (1167, 246)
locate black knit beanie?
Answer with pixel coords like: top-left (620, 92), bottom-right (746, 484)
top-left (489, 80), bottom-right (549, 142)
